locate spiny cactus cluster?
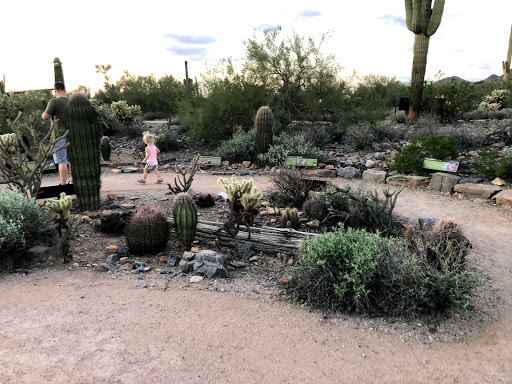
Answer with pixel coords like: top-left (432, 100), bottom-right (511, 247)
top-left (100, 136), bottom-right (111, 161)
top-left (281, 208), bottom-right (300, 230)
top-left (125, 205), bottom-right (170, 255)
top-left (173, 193), bottom-right (197, 249)
top-left (0, 133), bottom-right (17, 153)
top-left (45, 192), bottom-right (72, 224)
top-left (254, 106), bottom-right (274, 161)
top-left (68, 94), bottom-right (101, 211)
top-left (218, 175), bottom-right (262, 210)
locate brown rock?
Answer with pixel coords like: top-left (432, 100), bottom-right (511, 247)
top-left (159, 256), bottom-right (168, 263)
top-left (121, 263), bottom-right (133, 270)
top-left (493, 190), bottom-right (512, 208)
top-left (191, 246), bottom-right (200, 253)
top-left (279, 275), bottom-right (292, 283)
top-left (107, 194), bottom-right (118, 200)
top-left (105, 245), bottom-right (119, 255)
top-left (492, 177), bottom-right (506, 186)
top-left (111, 169), bottom-right (122, 174)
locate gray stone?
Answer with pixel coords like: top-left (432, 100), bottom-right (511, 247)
top-left (427, 172), bottom-right (461, 193)
top-left (195, 263), bottom-right (227, 278)
top-left (182, 251), bottom-right (196, 261)
top-left (336, 166), bottom-right (361, 179)
top-left (95, 263), bottom-right (110, 272)
top-left (122, 167), bottom-right (139, 173)
top-left (362, 169), bottom-right (387, 183)
top-left (167, 257), bottom-right (178, 267)
top-left (453, 183), bottom-right (503, 199)
top-left (196, 250), bottom-right (225, 266)
top-left (418, 218), bottom-right (438, 231)
top-left (26, 246), bottom-right (53, 263)
top-left (305, 220), bottom-right (321, 229)
top-left (365, 160), bottom-right (375, 168)
top-left (459, 177), bottom-right (484, 184)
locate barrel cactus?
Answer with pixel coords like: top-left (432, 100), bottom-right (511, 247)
top-left (173, 192), bottom-right (197, 249)
top-left (67, 94), bottom-right (102, 211)
top-left (281, 207), bottom-right (300, 230)
top-left (126, 205), bottom-right (170, 255)
top-left (53, 57), bottom-right (65, 86)
top-left (254, 106), bottom-right (274, 161)
top-left (100, 136), bottom-right (111, 161)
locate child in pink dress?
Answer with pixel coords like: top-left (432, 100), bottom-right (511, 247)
top-left (138, 132), bottom-right (164, 184)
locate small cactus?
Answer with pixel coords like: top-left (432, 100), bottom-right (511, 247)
top-left (125, 205), bottom-right (170, 255)
top-left (281, 208), bottom-right (300, 230)
top-left (254, 106), bottom-right (274, 161)
top-left (173, 193), bottom-right (197, 249)
top-left (45, 192), bottom-right (72, 224)
top-left (100, 136), bottom-right (111, 161)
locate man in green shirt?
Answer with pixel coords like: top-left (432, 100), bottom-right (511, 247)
top-left (42, 82), bottom-right (69, 185)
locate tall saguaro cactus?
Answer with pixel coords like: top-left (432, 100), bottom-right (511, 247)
top-left (503, 25), bottom-right (512, 82)
top-left (405, 0), bottom-right (445, 124)
top-left (53, 57), bottom-right (65, 87)
top-left (67, 94), bottom-right (101, 211)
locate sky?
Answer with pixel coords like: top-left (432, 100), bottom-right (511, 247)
top-left (2, 0), bottom-right (511, 93)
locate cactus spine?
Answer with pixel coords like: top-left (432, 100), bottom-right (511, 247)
top-left (100, 136), bottom-right (111, 161)
top-left (254, 106), bottom-right (274, 161)
top-left (405, 0), bottom-right (445, 124)
top-left (67, 94), bottom-right (101, 211)
top-left (53, 57), bottom-right (65, 87)
top-left (173, 192), bottom-right (197, 249)
top-left (281, 208), bottom-right (300, 229)
top-left (126, 205), bottom-right (170, 255)
top-left (503, 25), bottom-right (512, 82)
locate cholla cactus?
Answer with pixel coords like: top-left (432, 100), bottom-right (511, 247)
top-left (45, 192), bottom-right (72, 224)
top-left (0, 133), bottom-right (17, 153)
top-left (479, 89), bottom-right (510, 111)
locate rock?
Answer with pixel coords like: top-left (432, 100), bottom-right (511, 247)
top-left (182, 251), bottom-right (195, 261)
top-left (134, 261), bottom-right (150, 272)
top-left (190, 276), bottom-right (204, 283)
top-left (336, 166), bottom-right (361, 179)
top-left (121, 263), bottom-right (133, 270)
top-left (242, 161), bottom-right (251, 168)
top-left (121, 204), bottom-right (136, 209)
top-left (111, 169), bottom-right (122, 174)
top-left (493, 190), bottom-right (512, 208)
top-left (492, 177), bottom-right (506, 186)
top-left (279, 275), bottom-right (292, 283)
top-left (453, 183), bottom-right (503, 199)
top-left (365, 160), bottom-right (375, 168)
top-left (159, 256), bottom-right (168, 263)
top-left (427, 172), bottom-right (461, 193)
top-left (167, 257), bottom-right (178, 267)
top-left (26, 246), bottom-right (53, 263)
top-left (230, 261), bottom-right (247, 268)
top-left (362, 169), bottom-right (387, 183)
top-left (196, 250), bottom-right (225, 266)
top-left (235, 243), bottom-right (254, 260)
top-left (107, 253), bottom-right (121, 264)
top-left (95, 263), bottom-right (110, 272)
top-left (459, 177), bottom-right (484, 184)
top-left (325, 164), bottom-right (335, 170)
top-left (387, 175), bottom-right (431, 188)
top-left (190, 246), bottom-right (200, 253)
top-left (468, 151), bottom-right (480, 158)
top-left (418, 218), bottom-right (438, 231)
top-left (374, 152), bottom-right (384, 160)
top-left (306, 220), bottom-right (321, 229)
top-left (107, 194), bottom-right (118, 200)
top-left (105, 245), bottom-right (119, 255)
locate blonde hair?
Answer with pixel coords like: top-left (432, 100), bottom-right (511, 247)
top-left (142, 131), bottom-right (154, 145)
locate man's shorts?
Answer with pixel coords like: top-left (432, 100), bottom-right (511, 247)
top-left (145, 163), bottom-right (159, 170)
top-left (53, 138), bottom-right (68, 164)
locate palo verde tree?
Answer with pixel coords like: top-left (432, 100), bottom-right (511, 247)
top-left (503, 24), bottom-right (512, 82)
top-left (243, 26), bottom-right (343, 125)
top-left (405, 0), bottom-right (445, 124)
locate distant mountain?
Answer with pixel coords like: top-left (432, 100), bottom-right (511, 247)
top-left (435, 70), bottom-right (512, 84)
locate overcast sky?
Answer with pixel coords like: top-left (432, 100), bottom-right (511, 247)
top-left (2, 0), bottom-right (511, 93)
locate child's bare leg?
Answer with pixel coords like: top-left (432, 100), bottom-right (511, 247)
top-left (143, 169), bottom-right (148, 180)
top-left (154, 169), bottom-right (163, 179)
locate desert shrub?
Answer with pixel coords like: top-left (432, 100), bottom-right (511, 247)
top-left (0, 190), bottom-right (52, 270)
top-left (407, 114), bottom-right (440, 138)
top-left (419, 135), bottom-right (458, 160)
top-left (284, 223), bottom-right (481, 316)
top-left (110, 100), bottom-right (142, 123)
top-left (219, 127), bottom-right (256, 163)
top-left (393, 113), bottom-right (407, 124)
top-left (258, 133), bottom-right (325, 165)
top-left (473, 149), bottom-right (510, 178)
top-left (393, 143), bottom-right (425, 174)
top-left (310, 183), bottom-right (402, 235)
top-left (437, 124), bottom-right (486, 151)
top-left (271, 166), bottom-right (316, 208)
top-left (92, 102), bottom-right (119, 136)
top-left (343, 123), bottom-right (375, 149)
top-left (299, 125), bottom-right (337, 149)
top-left (0, 91), bottom-right (51, 134)
top-left (154, 131), bottom-right (179, 152)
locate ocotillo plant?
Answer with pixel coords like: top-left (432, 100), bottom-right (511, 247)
top-left (67, 94), bottom-right (101, 211)
top-left (503, 25), bottom-right (512, 82)
top-left (405, 0), bottom-right (445, 124)
top-left (53, 57), bottom-right (65, 87)
top-left (254, 106), bottom-right (274, 164)
top-left (173, 192), bottom-right (198, 250)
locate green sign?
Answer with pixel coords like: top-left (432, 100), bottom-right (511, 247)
top-left (286, 156), bottom-right (318, 167)
top-left (199, 156), bottom-right (222, 166)
top-left (423, 158), bottom-right (459, 172)
top-left (27, 160), bottom-right (57, 172)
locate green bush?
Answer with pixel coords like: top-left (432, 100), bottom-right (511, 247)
top-left (219, 127), bottom-right (256, 163)
top-left (393, 143), bottom-right (425, 174)
top-left (284, 223), bottom-right (481, 316)
top-left (0, 191), bottom-right (52, 270)
top-left (257, 133), bottom-right (325, 165)
top-left (473, 149), bottom-right (510, 178)
top-left (0, 91), bottom-right (51, 134)
top-left (419, 135), bottom-right (458, 160)
top-left (154, 131), bottom-right (179, 152)
top-left (92, 102), bottom-right (119, 136)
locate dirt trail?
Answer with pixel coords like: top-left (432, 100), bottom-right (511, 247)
top-left (1, 172), bottom-right (511, 383)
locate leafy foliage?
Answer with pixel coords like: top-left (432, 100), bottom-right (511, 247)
top-left (219, 127), bottom-right (256, 163)
top-left (392, 143), bottom-right (425, 174)
top-left (257, 132), bottom-right (325, 165)
top-left (0, 190), bottom-right (52, 270)
top-left (473, 149), bottom-right (511, 178)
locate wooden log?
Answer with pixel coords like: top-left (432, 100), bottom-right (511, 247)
top-left (168, 217), bottom-right (318, 254)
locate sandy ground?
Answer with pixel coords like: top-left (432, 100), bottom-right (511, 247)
top-left (1, 169), bottom-right (511, 383)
